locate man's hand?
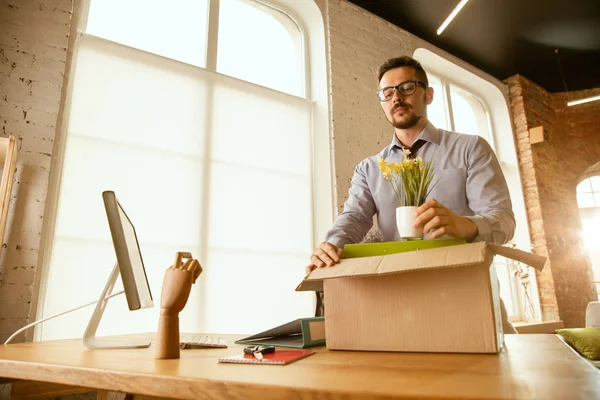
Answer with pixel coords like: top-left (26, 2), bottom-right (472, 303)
top-left (414, 199), bottom-right (478, 241)
top-left (305, 242), bottom-right (344, 274)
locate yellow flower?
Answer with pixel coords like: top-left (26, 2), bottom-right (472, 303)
top-left (379, 151), bottom-right (435, 207)
top-left (382, 167), bottom-right (392, 180)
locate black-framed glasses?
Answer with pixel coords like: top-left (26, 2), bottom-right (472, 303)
top-left (376, 80), bottom-right (427, 102)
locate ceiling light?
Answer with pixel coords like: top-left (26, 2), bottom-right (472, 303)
top-left (555, 49), bottom-right (600, 107)
top-left (567, 95), bottom-right (600, 107)
top-left (437, 0), bottom-right (470, 35)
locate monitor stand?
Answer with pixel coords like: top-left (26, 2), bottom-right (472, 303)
top-left (83, 262), bottom-right (151, 349)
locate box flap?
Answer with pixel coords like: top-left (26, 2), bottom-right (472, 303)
top-left (296, 242), bottom-right (486, 291)
top-left (487, 243), bottom-right (546, 271)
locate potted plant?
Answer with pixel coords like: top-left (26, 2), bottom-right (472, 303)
top-left (379, 148), bottom-right (435, 239)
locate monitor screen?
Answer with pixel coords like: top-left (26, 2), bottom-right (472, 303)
top-left (103, 191), bottom-right (153, 311)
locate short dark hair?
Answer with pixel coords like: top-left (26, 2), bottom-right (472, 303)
top-left (377, 56), bottom-right (429, 87)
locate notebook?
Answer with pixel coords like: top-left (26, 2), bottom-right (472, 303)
top-left (234, 317), bottom-right (325, 348)
top-left (218, 349), bottom-right (316, 365)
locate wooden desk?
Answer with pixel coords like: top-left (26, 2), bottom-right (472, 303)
top-left (0, 333), bottom-right (598, 400)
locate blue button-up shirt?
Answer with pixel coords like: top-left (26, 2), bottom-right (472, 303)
top-left (324, 122), bottom-right (516, 247)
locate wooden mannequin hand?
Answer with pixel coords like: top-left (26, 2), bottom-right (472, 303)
top-left (160, 252), bottom-right (202, 316)
top-left (156, 252), bottom-right (202, 359)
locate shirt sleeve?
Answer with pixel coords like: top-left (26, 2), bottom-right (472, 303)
top-left (464, 136), bottom-right (516, 244)
top-left (324, 161), bottom-right (376, 249)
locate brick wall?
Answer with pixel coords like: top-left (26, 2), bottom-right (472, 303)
top-left (505, 75), bottom-right (600, 327)
top-left (326, 0), bottom-right (415, 213)
top-left (0, 0), bottom-right (73, 343)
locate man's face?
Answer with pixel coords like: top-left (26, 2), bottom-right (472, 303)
top-left (379, 66), bottom-right (433, 130)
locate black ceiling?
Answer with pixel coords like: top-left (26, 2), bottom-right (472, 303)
top-left (348, 0), bottom-right (600, 93)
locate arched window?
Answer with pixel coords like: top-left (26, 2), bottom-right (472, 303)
top-left (426, 75), bottom-right (494, 147)
top-left (37, 0), bottom-right (330, 340)
top-left (577, 176), bottom-right (600, 208)
top-left (577, 175), bottom-right (600, 299)
top-left (217, 0), bottom-right (303, 96)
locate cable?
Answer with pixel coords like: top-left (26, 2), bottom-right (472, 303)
top-left (4, 290), bottom-right (125, 345)
top-left (554, 49), bottom-right (570, 101)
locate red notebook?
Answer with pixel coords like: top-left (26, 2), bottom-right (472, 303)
top-left (218, 349), bottom-right (315, 365)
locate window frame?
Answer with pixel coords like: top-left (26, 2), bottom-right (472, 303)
top-left (429, 74), bottom-right (496, 150)
top-left (32, 0), bottom-right (333, 341)
top-left (577, 174), bottom-right (600, 300)
top-left (577, 176), bottom-right (600, 208)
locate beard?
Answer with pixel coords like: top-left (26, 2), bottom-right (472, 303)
top-left (391, 111), bottom-right (423, 129)
top-left (388, 95), bottom-right (427, 129)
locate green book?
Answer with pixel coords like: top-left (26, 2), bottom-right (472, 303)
top-left (343, 238), bottom-right (466, 259)
top-left (235, 317), bottom-right (325, 348)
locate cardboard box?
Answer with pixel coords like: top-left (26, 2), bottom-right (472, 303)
top-left (296, 242), bottom-right (546, 354)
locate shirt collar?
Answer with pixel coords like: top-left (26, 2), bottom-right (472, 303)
top-left (391, 121), bottom-right (441, 149)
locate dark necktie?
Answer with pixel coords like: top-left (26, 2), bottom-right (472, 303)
top-left (402, 139), bottom-right (426, 159)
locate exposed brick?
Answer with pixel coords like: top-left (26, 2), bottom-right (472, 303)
top-left (505, 74), bottom-right (600, 328)
top-left (0, 301), bottom-right (30, 319)
top-left (0, 283), bottom-right (32, 303)
top-left (0, 48), bottom-right (36, 68)
top-left (22, 106), bottom-right (59, 127)
top-left (10, 65), bottom-right (64, 84)
top-left (0, 0), bottom-right (73, 346)
top-left (2, 265), bottom-right (36, 285)
top-left (0, 103), bottom-right (25, 120)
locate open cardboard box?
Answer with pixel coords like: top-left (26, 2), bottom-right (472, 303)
top-left (296, 242), bottom-right (546, 353)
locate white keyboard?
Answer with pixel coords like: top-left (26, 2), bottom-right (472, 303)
top-left (180, 335), bottom-right (228, 349)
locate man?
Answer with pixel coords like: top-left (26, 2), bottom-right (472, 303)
top-left (308, 56), bottom-right (515, 271)
top-left (307, 56), bottom-right (517, 331)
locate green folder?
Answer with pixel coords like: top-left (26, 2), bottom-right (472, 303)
top-left (235, 317), bottom-right (325, 348)
top-left (343, 238), bottom-right (466, 259)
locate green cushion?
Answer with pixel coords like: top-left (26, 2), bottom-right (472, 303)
top-left (556, 327), bottom-right (600, 360)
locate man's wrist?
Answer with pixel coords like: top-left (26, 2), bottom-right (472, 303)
top-left (461, 217), bottom-right (479, 242)
top-left (324, 237), bottom-right (346, 250)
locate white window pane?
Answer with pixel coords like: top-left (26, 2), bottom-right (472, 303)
top-left (450, 85), bottom-right (490, 142)
top-left (217, 0), bottom-right (302, 96)
top-left (211, 82), bottom-right (311, 174)
top-left (86, 0), bottom-right (208, 67)
top-left (577, 193), bottom-right (595, 208)
top-left (590, 176), bottom-right (600, 192)
top-left (427, 76), bottom-right (449, 130)
top-left (577, 179), bottom-right (592, 193)
top-left (208, 163), bottom-right (312, 253)
top-left (204, 250), bottom-right (313, 333)
top-left (43, 34), bottom-right (314, 339)
top-left (55, 137), bottom-right (204, 247)
top-left (68, 39), bottom-right (208, 155)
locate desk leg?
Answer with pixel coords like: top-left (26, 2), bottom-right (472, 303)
top-left (97, 390), bottom-right (133, 400)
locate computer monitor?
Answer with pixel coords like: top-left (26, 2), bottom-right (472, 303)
top-left (82, 191), bottom-right (154, 349)
top-left (103, 191), bottom-right (153, 311)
